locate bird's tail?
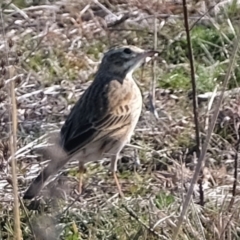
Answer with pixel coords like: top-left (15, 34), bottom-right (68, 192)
top-left (23, 141), bottom-right (70, 200)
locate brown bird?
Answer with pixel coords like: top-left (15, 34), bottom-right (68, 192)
top-left (23, 46), bottom-right (158, 199)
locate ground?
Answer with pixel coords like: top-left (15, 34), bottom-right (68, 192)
top-left (1, 0), bottom-right (240, 239)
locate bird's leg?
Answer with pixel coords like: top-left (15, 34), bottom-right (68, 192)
top-left (78, 162), bottom-right (85, 194)
top-left (111, 155), bottom-right (124, 198)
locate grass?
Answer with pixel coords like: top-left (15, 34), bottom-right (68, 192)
top-left (1, 0), bottom-right (240, 239)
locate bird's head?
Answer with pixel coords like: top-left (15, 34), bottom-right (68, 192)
top-left (98, 46), bottom-right (159, 79)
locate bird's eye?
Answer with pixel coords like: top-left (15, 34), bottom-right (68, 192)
top-left (123, 48), bottom-right (132, 54)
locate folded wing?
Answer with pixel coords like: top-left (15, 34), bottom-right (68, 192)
top-left (61, 79), bottom-right (133, 154)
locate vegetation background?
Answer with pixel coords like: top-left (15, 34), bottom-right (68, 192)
top-left (1, 0), bottom-right (240, 239)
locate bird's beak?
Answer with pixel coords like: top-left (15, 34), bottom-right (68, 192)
top-left (143, 50), bottom-right (160, 63)
top-left (130, 50), bottom-right (160, 71)
top-left (134, 51), bottom-right (159, 68)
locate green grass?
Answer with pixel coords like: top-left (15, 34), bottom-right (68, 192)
top-left (155, 192), bottom-right (175, 209)
top-left (158, 24), bottom-right (236, 91)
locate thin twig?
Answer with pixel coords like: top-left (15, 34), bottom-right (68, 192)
top-left (183, 0), bottom-right (203, 205)
top-left (172, 1), bottom-right (240, 239)
top-left (218, 131), bottom-right (240, 239)
top-left (231, 127), bottom-right (240, 204)
top-left (182, 0), bottom-right (201, 158)
top-left (227, 124), bottom-right (240, 211)
top-left (189, 6), bottom-right (215, 31)
top-left (122, 204), bottom-right (164, 239)
top-left (149, 16), bottom-right (159, 119)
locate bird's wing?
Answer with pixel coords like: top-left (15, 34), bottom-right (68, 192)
top-left (61, 79), bottom-right (134, 153)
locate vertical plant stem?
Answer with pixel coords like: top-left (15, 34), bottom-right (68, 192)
top-left (9, 66), bottom-right (22, 239)
top-left (181, 0), bottom-right (204, 208)
top-left (1, 9), bottom-right (22, 239)
top-left (149, 16), bottom-right (159, 119)
top-left (182, 0), bottom-right (200, 155)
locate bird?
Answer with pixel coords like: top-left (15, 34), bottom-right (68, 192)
top-left (23, 45), bottom-right (159, 199)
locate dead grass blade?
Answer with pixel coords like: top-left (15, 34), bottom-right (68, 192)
top-left (8, 66), bottom-right (22, 238)
top-left (1, 8), bottom-right (22, 238)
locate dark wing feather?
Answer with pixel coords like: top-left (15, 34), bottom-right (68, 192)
top-left (60, 81), bottom-right (107, 153)
top-left (60, 78), bottom-right (132, 154)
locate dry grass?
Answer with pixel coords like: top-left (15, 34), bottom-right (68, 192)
top-left (1, 0), bottom-right (240, 239)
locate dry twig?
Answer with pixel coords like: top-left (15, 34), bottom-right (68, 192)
top-left (1, 7), bottom-right (22, 238)
top-left (8, 66), bottom-right (22, 239)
